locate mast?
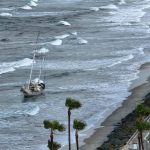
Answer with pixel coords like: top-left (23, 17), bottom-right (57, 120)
top-left (28, 52), bottom-right (36, 89)
top-left (28, 32), bottom-right (40, 89)
top-left (38, 56), bottom-right (45, 81)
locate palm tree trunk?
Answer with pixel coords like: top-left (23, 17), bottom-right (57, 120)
top-left (140, 131), bottom-right (144, 150)
top-left (50, 129), bottom-right (54, 150)
top-left (75, 130), bottom-right (79, 150)
top-left (68, 108), bottom-right (71, 150)
top-left (138, 134), bottom-right (142, 150)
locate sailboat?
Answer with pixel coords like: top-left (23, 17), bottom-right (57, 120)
top-left (20, 34), bottom-right (45, 97)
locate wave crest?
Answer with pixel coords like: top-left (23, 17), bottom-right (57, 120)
top-left (0, 58), bottom-right (33, 75)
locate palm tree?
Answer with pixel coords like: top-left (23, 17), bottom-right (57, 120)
top-left (136, 120), bottom-right (150, 150)
top-left (43, 120), bottom-right (65, 150)
top-left (73, 119), bottom-right (87, 150)
top-left (65, 97), bottom-right (82, 150)
top-left (136, 104), bottom-right (150, 117)
top-left (136, 104), bottom-right (150, 150)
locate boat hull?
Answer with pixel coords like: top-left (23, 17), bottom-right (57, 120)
top-left (20, 85), bottom-right (44, 98)
top-left (23, 91), bottom-right (44, 98)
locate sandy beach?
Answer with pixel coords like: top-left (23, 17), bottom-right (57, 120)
top-left (80, 62), bottom-right (150, 150)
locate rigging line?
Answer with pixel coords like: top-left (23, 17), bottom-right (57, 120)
top-left (43, 53), bottom-right (47, 83)
top-left (41, 47), bottom-right (48, 83)
top-left (38, 55), bottom-right (45, 80)
top-left (43, 47), bottom-right (50, 83)
top-left (28, 32), bottom-right (40, 88)
top-left (43, 57), bottom-right (46, 83)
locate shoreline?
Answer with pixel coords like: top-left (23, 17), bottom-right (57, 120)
top-left (80, 62), bottom-right (150, 150)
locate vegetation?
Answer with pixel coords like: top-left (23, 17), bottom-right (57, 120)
top-left (98, 104), bottom-right (150, 150)
top-left (43, 120), bottom-right (65, 150)
top-left (65, 97), bottom-right (82, 150)
top-left (73, 119), bottom-right (87, 150)
top-left (48, 141), bottom-right (61, 150)
top-left (135, 104), bottom-right (150, 150)
top-left (43, 97), bottom-right (83, 150)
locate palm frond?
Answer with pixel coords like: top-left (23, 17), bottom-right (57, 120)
top-left (43, 120), bottom-right (66, 132)
top-left (136, 104), bottom-right (150, 116)
top-left (57, 124), bottom-right (66, 132)
top-left (65, 97), bottom-right (82, 110)
top-left (48, 140), bottom-right (61, 150)
top-left (73, 119), bottom-right (87, 130)
top-left (52, 120), bottom-right (60, 130)
top-left (136, 120), bottom-right (150, 131)
top-left (43, 120), bottom-right (53, 129)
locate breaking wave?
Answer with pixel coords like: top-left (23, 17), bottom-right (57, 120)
top-left (0, 58), bottom-right (33, 75)
top-left (0, 13), bottom-right (12, 17)
top-left (118, 0), bottom-right (126, 5)
top-left (57, 20), bottom-right (71, 26)
top-left (20, 5), bottom-right (32, 10)
top-left (103, 2), bottom-right (150, 24)
top-left (54, 34), bottom-right (70, 39)
top-left (100, 4), bottom-right (118, 10)
top-left (20, 0), bottom-right (39, 10)
top-left (43, 55), bottom-right (134, 71)
top-left (0, 103), bottom-right (40, 119)
top-left (89, 7), bottom-right (100, 12)
top-left (50, 39), bottom-right (62, 46)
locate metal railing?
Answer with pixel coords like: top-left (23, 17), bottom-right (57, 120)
top-left (122, 115), bottom-right (150, 150)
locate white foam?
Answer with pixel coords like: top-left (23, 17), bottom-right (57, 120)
top-left (32, 0), bottom-right (38, 2)
top-left (16, 104), bottom-right (40, 116)
top-left (77, 37), bottom-right (88, 44)
top-left (29, 0), bottom-right (38, 7)
top-left (115, 47), bottom-right (145, 56)
top-left (58, 21), bottom-right (71, 26)
top-left (109, 11), bottom-right (117, 15)
top-left (54, 34), bottom-right (70, 39)
top-left (34, 47), bottom-right (49, 54)
top-left (103, 3), bottom-right (150, 24)
top-left (100, 4), bottom-right (118, 10)
top-left (0, 8), bottom-right (14, 11)
top-left (90, 7), bottom-right (100, 11)
top-left (0, 67), bottom-right (15, 74)
top-left (119, 0), bottom-right (126, 5)
top-left (119, 72), bottom-right (139, 84)
top-left (0, 103), bottom-right (39, 119)
top-left (84, 68), bottom-right (98, 71)
top-left (138, 47), bottom-right (145, 55)
top-left (71, 32), bottom-right (78, 36)
top-left (108, 54), bottom-right (134, 67)
top-left (58, 83), bottom-right (109, 93)
top-left (0, 13), bottom-right (12, 17)
top-left (0, 58), bottom-right (33, 75)
top-left (43, 60), bottom-right (106, 70)
top-left (21, 5), bottom-right (32, 10)
top-left (44, 60), bottom-right (100, 70)
top-left (104, 8), bottom-right (145, 24)
top-left (50, 39), bottom-right (62, 46)
top-left (26, 105), bottom-right (40, 116)
top-left (43, 54), bottom-right (135, 71)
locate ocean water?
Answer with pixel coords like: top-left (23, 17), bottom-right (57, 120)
top-left (0, 0), bottom-right (150, 149)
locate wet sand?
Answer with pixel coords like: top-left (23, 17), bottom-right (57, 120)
top-left (80, 62), bottom-right (150, 150)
